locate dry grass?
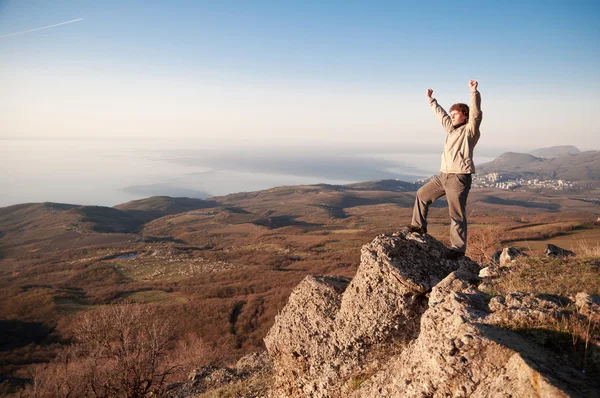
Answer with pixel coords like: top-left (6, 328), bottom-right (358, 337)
top-left (574, 239), bottom-right (600, 258)
top-left (483, 250), bottom-right (600, 378)
top-left (503, 222), bottom-right (600, 255)
top-left (483, 256), bottom-right (600, 297)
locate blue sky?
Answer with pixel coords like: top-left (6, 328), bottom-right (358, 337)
top-left (1, 0), bottom-right (599, 150)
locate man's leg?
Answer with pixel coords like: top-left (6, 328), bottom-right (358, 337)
top-left (445, 174), bottom-right (472, 252)
top-left (411, 174), bottom-right (446, 232)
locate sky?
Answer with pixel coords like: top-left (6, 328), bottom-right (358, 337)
top-left (1, 0), bottom-right (599, 151)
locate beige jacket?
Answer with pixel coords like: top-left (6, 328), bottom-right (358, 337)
top-left (429, 90), bottom-right (482, 174)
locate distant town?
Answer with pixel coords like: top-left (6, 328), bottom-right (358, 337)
top-left (415, 172), bottom-right (576, 191)
top-left (472, 173), bottom-right (575, 191)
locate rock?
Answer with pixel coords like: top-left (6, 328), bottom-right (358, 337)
top-left (545, 244), bottom-right (575, 257)
top-left (187, 365), bottom-right (236, 387)
top-left (575, 292), bottom-right (600, 323)
top-left (354, 271), bottom-right (598, 398)
top-left (265, 234), bottom-right (599, 398)
top-left (491, 249), bottom-right (502, 265)
top-left (188, 366), bottom-right (219, 385)
top-left (499, 247), bottom-right (526, 266)
top-left (264, 233), bottom-right (480, 397)
top-left (203, 368), bottom-right (236, 387)
top-left (175, 353), bottom-right (272, 397)
top-left (487, 292), bottom-right (565, 327)
top-left (479, 265), bottom-right (500, 278)
top-left (235, 351), bottom-right (272, 376)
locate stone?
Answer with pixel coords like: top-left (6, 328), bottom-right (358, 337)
top-left (499, 247), bottom-right (526, 267)
top-left (575, 292), bottom-right (600, 323)
top-left (487, 292), bottom-right (564, 327)
top-left (545, 244), bottom-right (575, 257)
top-left (490, 249), bottom-right (502, 265)
top-left (479, 265), bottom-right (500, 278)
top-left (235, 351), bottom-right (272, 376)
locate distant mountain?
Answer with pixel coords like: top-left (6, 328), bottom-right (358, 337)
top-left (480, 152), bottom-right (543, 169)
top-left (477, 150), bottom-right (600, 186)
top-left (530, 145), bottom-right (580, 158)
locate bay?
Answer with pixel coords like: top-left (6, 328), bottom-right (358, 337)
top-left (0, 140), bottom-right (495, 207)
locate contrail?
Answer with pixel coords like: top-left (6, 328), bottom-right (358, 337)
top-left (0, 18), bottom-right (83, 39)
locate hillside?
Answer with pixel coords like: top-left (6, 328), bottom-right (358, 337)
top-left (477, 150), bottom-right (600, 186)
top-left (114, 196), bottom-right (218, 218)
top-left (1, 183), bottom-right (600, 395)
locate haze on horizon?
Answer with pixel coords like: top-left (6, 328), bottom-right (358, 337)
top-left (0, 1), bottom-right (599, 152)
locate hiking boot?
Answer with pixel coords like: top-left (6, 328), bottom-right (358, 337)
top-left (446, 248), bottom-right (465, 260)
top-left (401, 224), bottom-right (427, 234)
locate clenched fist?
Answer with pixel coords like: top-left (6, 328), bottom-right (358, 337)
top-left (469, 80), bottom-right (478, 92)
top-left (426, 88), bottom-right (433, 99)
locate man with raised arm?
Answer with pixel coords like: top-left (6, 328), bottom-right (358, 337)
top-left (404, 80), bottom-right (482, 259)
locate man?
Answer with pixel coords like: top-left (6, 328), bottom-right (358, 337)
top-left (404, 80), bottom-right (482, 259)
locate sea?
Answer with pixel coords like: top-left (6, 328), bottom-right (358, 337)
top-left (0, 140), bottom-right (497, 208)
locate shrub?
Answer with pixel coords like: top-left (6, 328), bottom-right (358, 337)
top-left (466, 227), bottom-right (504, 264)
top-left (23, 302), bottom-right (181, 397)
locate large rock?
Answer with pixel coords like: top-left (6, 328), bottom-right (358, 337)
top-left (264, 233), bottom-right (479, 397)
top-left (264, 233), bottom-right (599, 398)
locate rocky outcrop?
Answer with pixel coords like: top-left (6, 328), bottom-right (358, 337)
top-left (265, 233), bottom-right (600, 397)
top-left (264, 233), bottom-right (479, 397)
top-left (355, 272), bottom-right (596, 398)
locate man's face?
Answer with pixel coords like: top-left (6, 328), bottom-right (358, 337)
top-left (450, 110), bottom-right (467, 126)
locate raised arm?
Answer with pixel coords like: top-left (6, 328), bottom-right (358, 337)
top-left (427, 88), bottom-right (453, 133)
top-left (467, 80), bottom-right (482, 135)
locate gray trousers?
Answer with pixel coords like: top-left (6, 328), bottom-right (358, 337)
top-left (411, 173), bottom-right (472, 251)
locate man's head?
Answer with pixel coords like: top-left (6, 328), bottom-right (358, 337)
top-left (449, 103), bottom-right (469, 126)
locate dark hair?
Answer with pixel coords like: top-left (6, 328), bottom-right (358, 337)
top-left (449, 103), bottom-right (469, 118)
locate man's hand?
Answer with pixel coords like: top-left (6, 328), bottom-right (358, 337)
top-left (469, 80), bottom-right (478, 92)
top-left (426, 88), bottom-right (433, 99)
